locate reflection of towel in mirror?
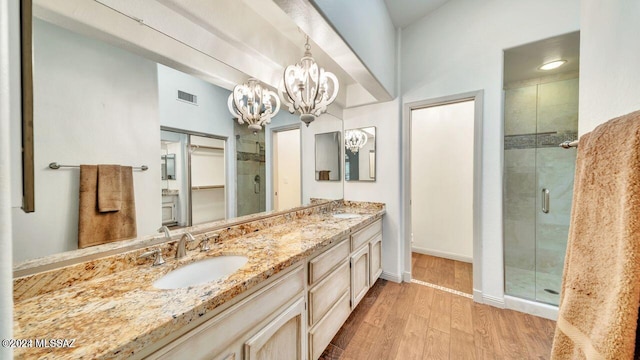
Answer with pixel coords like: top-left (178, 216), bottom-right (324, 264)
top-left (97, 165), bottom-right (121, 212)
top-left (551, 110), bottom-right (640, 360)
top-left (78, 165), bottom-right (137, 248)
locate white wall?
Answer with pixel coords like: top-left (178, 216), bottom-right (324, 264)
top-left (344, 99), bottom-right (402, 280)
top-left (411, 101), bottom-right (474, 262)
top-left (401, 0), bottom-right (579, 301)
top-left (312, 0), bottom-right (397, 96)
top-left (274, 129), bottom-right (301, 210)
top-left (301, 114), bottom-right (344, 203)
top-left (12, 19), bottom-right (161, 263)
top-left (156, 64), bottom-right (237, 218)
top-left (579, 0), bottom-right (640, 135)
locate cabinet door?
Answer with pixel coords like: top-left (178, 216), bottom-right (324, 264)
top-left (244, 297), bottom-right (305, 360)
top-left (350, 244), bottom-right (370, 309)
top-left (369, 234), bottom-right (382, 285)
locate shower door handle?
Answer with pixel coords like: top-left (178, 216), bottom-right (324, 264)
top-left (542, 188), bottom-right (550, 213)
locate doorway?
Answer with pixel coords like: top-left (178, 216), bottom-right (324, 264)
top-left (404, 91), bottom-right (483, 300)
top-left (502, 32), bottom-right (580, 306)
top-left (160, 128), bottom-right (227, 228)
top-left (272, 127), bottom-right (301, 211)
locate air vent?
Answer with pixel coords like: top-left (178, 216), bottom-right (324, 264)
top-left (177, 90), bottom-right (197, 105)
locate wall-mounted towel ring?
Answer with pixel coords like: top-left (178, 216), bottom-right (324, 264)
top-left (48, 162), bottom-right (149, 171)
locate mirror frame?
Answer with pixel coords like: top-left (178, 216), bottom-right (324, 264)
top-left (21, 0), bottom-right (35, 212)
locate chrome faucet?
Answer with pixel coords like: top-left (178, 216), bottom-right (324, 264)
top-left (158, 226), bottom-right (171, 240)
top-left (176, 233), bottom-right (195, 259)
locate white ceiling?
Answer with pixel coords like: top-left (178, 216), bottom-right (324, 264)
top-left (383, 0), bottom-right (450, 28)
top-left (34, 0), bottom-right (393, 111)
top-left (504, 32), bottom-right (580, 85)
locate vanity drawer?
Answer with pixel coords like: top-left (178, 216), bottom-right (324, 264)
top-left (308, 290), bottom-right (351, 360)
top-left (308, 261), bottom-right (350, 327)
top-left (308, 238), bottom-right (349, 286)
top-left (351, 219), bottom-right (382, 251)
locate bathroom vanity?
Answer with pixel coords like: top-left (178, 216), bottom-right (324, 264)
top-left (12, 200), bottom-right (384, 360)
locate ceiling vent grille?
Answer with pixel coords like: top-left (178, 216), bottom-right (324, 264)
top-left (177, 90), bottom-right (197, 105)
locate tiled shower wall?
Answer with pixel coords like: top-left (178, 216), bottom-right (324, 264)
top-left (235, 123), bottom-right (266, 217)
top-left (503, 77), bottom-right (578, 305)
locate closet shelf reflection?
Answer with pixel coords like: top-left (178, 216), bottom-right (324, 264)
top-left (191, 185), bottom-right (225, 190)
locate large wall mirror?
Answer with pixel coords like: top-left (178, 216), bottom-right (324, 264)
top-left (13, 1), bottom-right (344, 266)
top-left (315, 131), bottom-right (341, 181)
top-left (345, 127), bottom-right (376, 181)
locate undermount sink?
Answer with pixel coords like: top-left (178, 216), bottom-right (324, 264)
top-left (153, 256), bottom-right (248, 290)
top-left (332, 213), bottom-right (362, 219)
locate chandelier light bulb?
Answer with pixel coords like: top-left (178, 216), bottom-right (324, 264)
top-left (344, 129), bottom-right (368, 153)
top-left (228, 78), bottom-right (280, 132)
top-left (279, 36), bottom-right (339, 127)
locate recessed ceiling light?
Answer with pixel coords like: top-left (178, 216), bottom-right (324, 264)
top-left (539, 60), bottom-right (567, 71)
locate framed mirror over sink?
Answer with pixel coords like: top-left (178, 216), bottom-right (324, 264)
top-left (345, 127), bottom-right (376, 182)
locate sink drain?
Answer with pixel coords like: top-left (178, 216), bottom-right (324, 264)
top-left (544, 289), bottom-right (559, 295)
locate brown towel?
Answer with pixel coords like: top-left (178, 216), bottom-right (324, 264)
top-left (97, 164), bottom-right (121, 212)
top-left (551, 111), bottom-right (640, 359)
top-left (78, 165), bottom-right (137, 248)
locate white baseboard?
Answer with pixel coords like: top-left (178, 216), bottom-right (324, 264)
top-left (411, 247), bottom-right (472, 263)
top-left (504, 295), bottom-right (558, 321)
top-left (380, 271), bottom-right (402, 283)
top-left (402, 271), bottom-right (411, 283)
top-left (473, 289), bottom-right (483, 303)
top-left (482, 294), bottom-right (505, 308)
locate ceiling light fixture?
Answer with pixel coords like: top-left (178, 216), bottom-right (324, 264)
top-left (344, 129), bottom-right (368, 153)
top-left (539, 60), bottom-right (567, 71)
top-left (228, 78), bottom-right (280, 133)
top-left (279, 36), bottom-right (339, 127)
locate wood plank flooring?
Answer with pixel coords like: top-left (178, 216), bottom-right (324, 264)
top-left (412, 253), bottom-right (473, 295)
top-left (320, 279), bottom-right (556, 360)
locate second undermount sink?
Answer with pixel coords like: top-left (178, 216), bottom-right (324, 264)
top-left (153, 256), bottom-right (248, 290)
top-left (332, 213), bottom-right (362, 219)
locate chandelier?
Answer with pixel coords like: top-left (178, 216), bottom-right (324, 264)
top-left (279, 36), bottom-right (339, 127)
top-left (344, 129), bottom-right (368, 153)
top-left (228, 78), bottom-right (280, 132)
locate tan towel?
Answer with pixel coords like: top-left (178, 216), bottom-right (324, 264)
top-left (551, 111), bottom-right (640, 360)
top-left (97, 164), bottom-right (121, 212)
top-left (78, 165), bottom-right (137, 248)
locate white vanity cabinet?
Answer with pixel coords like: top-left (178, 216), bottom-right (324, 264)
top-left (350, 219), bottom-right (382, 309)
top-left (145, 218), bottom-right (384, 360)
top-left (147, 266), bottom-right (305, 360)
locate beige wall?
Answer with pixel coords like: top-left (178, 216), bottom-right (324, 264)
top-left (410, 100), bottom-right (475, 262)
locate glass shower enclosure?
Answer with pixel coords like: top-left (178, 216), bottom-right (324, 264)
top-left (503, 77), bottom-right (579, 305)
top-left (235, 122), bottom-right (266, 217)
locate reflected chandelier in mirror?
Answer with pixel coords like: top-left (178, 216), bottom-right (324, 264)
top-left (345, 127), bottom-right (376, 182)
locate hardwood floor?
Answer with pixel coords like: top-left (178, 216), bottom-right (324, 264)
top-left (411, 253), bottom-right (473, 295)
top-left (319, 279), bottom-right (556, 360)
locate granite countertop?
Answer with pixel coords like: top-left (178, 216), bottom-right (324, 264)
top-left (12, 204), bottom-right (384, 359)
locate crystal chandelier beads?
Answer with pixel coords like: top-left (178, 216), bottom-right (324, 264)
top-left (279, 36), bottom-right (339, 127)
top-left (228, 78), bottom-right (280, 132)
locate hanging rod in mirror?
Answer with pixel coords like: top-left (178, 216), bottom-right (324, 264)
top-left (559, 140), bottom-right (579, 149)
top-left (48, 162), bottom-right (149, 171)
